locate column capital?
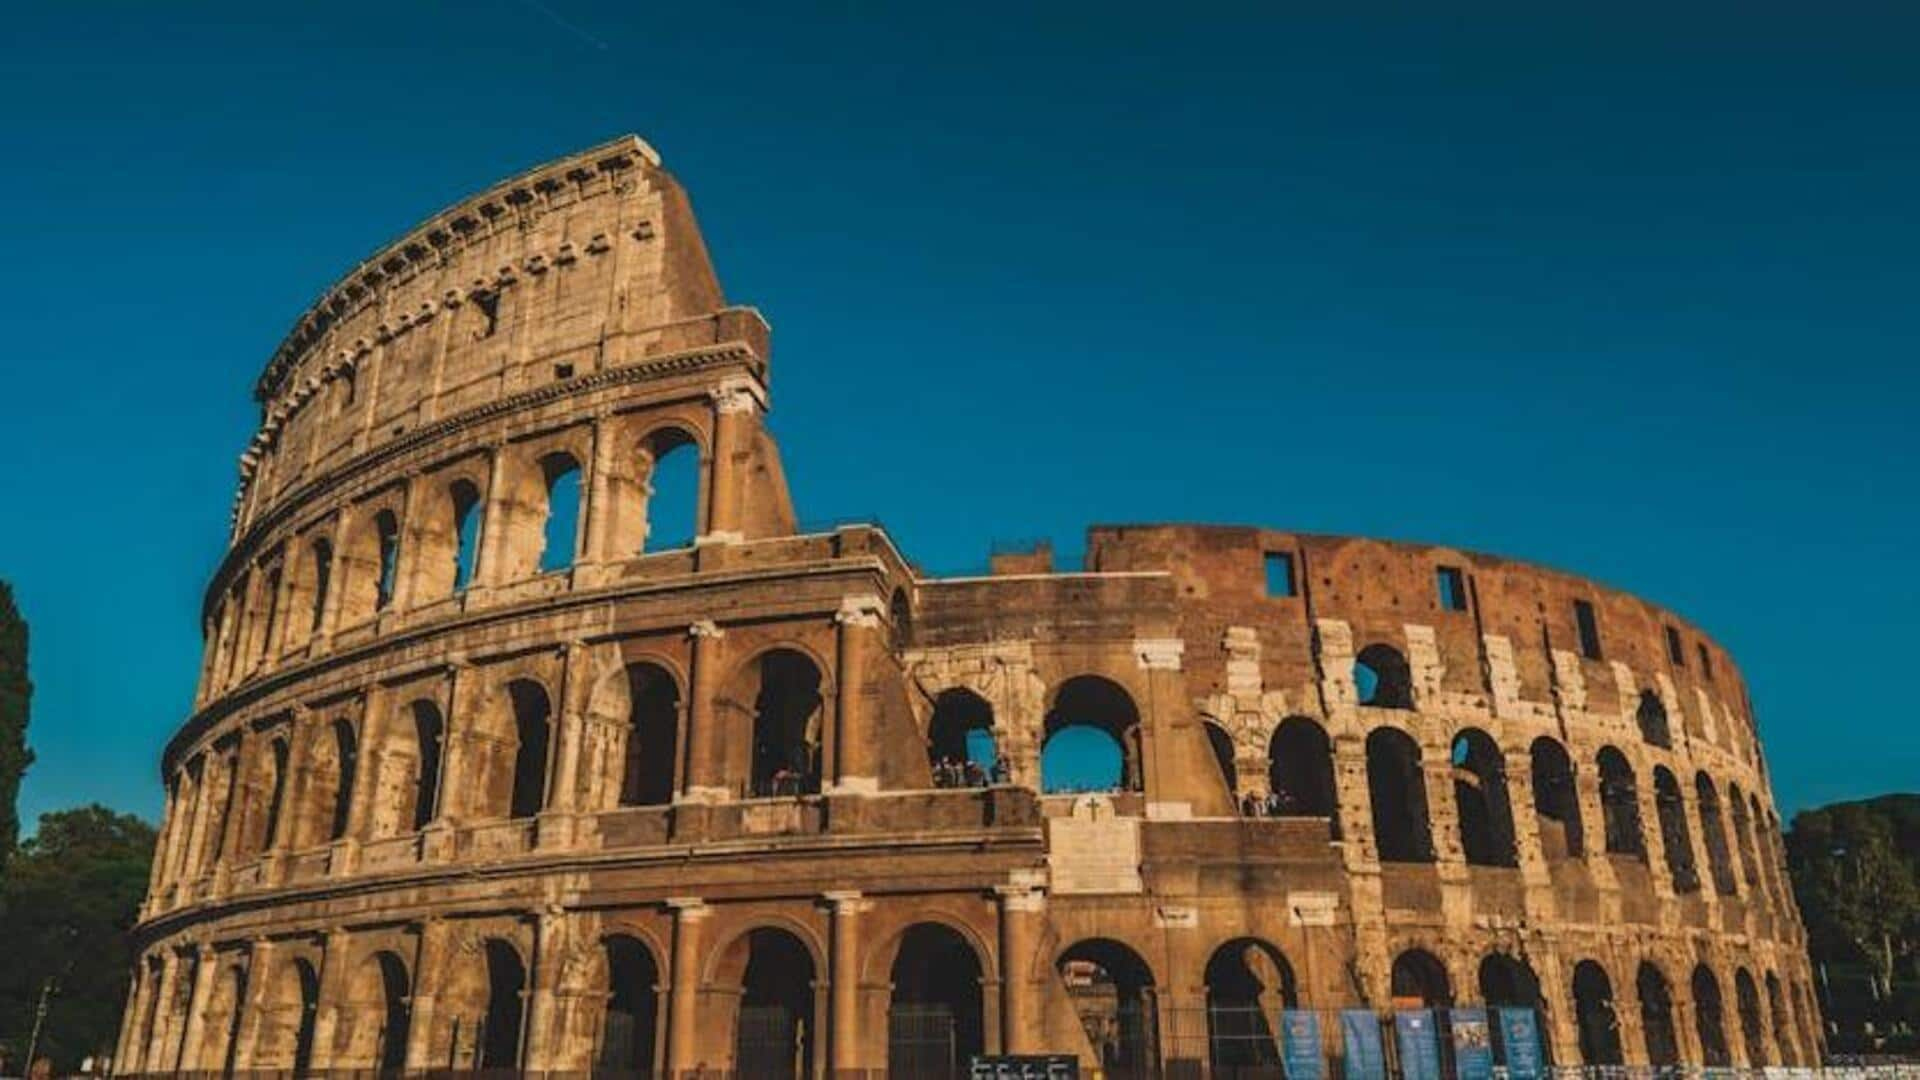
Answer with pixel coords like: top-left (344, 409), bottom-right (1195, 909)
top-left (822, 890), bottom-right (873, 914)
top-left (708, 375), bottom-right (768, 415)
top-left (688, 619), bottom-right (726, 640)
top-left (835, 594), bottom-right (886, 628)
top-left (665, 896), bottom-right (711, 918)
top-left (993, 885), bottom-right (1047, 913)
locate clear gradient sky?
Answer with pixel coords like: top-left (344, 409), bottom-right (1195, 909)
top-left (2, 3), bottom-right (1914, 828)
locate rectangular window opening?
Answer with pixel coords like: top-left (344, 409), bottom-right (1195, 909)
top-left (1263, 552), bottom-right (1295, 598)
top-left (1573, 600), bottom-right (1603, 660)
top-left (1435, 566), bottom-right (1468, 612)
top-left (1698, 643), bottom-right (1714, 682)
top-left (1665, 625), bottom-right (1685, 666)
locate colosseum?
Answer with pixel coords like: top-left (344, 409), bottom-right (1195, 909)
top-left (116, 135), bottom-right (1818, 1079)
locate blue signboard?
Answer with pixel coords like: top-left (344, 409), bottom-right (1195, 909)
top-left (1395, 1009), bottom-right (1444, 1080)
top-left (1341, 1009), bottom-right (1387, 1080)
top-left (1281, 1009), bottom-right (1325, 1080)
top-left (1495, 1008), bottom-right (1545, 1080)
top-left (1450, 1007), bottom-right (1494, 1080)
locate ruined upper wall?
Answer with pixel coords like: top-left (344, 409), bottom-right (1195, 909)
top-left (1083, 523), bottom-right (1757, 757)
top-left (230, 136), bottom-right (757, 536)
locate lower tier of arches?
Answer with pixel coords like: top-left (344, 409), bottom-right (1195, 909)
top-left (114, 888), bottom-right (1821, 1077)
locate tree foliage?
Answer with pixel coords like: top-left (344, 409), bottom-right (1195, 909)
top-left (1788, 794), bottom-right (1920, 1034)
top-left (0, 805), bottom-right (154, 1072)
top-left (0, 580), bottom-right (32, 872)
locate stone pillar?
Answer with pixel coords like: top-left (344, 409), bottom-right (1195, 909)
top-left (175, 944), bottom-right (219, 1070)
top-left (582, 414), bottom-right (617, 564)
top-left (524, 907), bottom-right (568, 1070)
top-left (306, 928), bottom-right (353, 1071)
top-left (825, 891), bottom-right (871, 1075)
top-left (541, 642), bottom-right (591, 849)
top-left (475, 445), bottom-right (513, 588)
top-left (114, 963), bottom-right (154, 1075)
top-left (996, 886), bottom-right (1045, 1055)
top-left (141, 949), bottom-right (183, 1073)
top-left (665, 898), bottom-right (710, 1077)
top-left (700, 377), bottom-right (763, 543)
top-left (404, 919), bottom-right (451, 1070)
top-left (829, 595), bottom-right (884, 794)
top-left (680, 621), bottom-right (728, 803)
top-left (1134, 638), bottom-right (1185, 817)
top-left (231, 939), bottom-right (277, 1071)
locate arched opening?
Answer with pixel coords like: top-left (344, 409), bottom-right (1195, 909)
top-left (1529, 736), bottom-right (1583, 858)
top-left (1267, 717), bottom-right (1335, 818)
top-left (262, 957), bottom-right (320, 1076)
top-left (1204, 939), bottom-right (1295, 1072)
top-left (410, 701), bottom-right (444, 830)
top-left (374, 510), bottom-right (401, 611)
top-left (1390, 949), bottom-right (1452, 1008)
top-left (307, 538), bottom-right (332, 634)
top-left (1451, 728), bottom-right (1517, 867)
top-left (598, 936), bottom-right (660, 1076)
top-left (328, 719), bottom-right (358, 842)
top-left (727, 928), bottom-right (817, 1079)
top-left (1636, 963), bottom-right (1679, 1067)
top-left (1058, 939), bottom-right (1157, 1079)
top-left (255, 566), bottom-right (283, 667)
top-left (1728, 783), bottom-right (1760, 892)
top-left (1597, 748), bottom-right (1644, 857)
top-left (887, 924), bottom-right (985, 1076)
top-left (1042, 676), bottom-right (1142, 794)
top-left (1692, 965), bottom-right (1730, 1067)
top-left (1479, 953), bottom-right (1550, 1065)
top-left (262, 737), bottom-right (290, 853)
top-left (450, 480), bottom-right (482, 593)
top-left (480, 939), bottom-right (527, 1070)
top-left (620, 663), bottom-right (681, 806)
top-left (642, 434), bottom-right (699, 552)
top-left (928, 688), bottom-right (996, 787)
top-left (205, 963), bottom-right (248, 1077)
top-left (1204, 720), bottom-right (1238, 798)
top-left (341, 951), bottom-right (411, 1073)
top-left (1636, 690), bottom-right (1671, 748)
top-left (1354, 643), bottom-right (1414, 709)
top-left (1751, 793), bottom-right (1778, 902)
top-left (538, 453), bottom-right (583, 573)
top-left (1695, 772), bottom-right (1736, 895)
top-left (890, 588), bottom-right (912, 649)
top-left (1571, 960), bottom-right (1622, 1066)
top-left (1765, 971), bottom-right (1797, 1066)
top-left (1367, 728), bottom-right (1433, 862)
top-left (1653, 767), bottom-right (1699, 893)
top-left (1736, 968), bottom-right (1767, 1066)
top-left (508, 680), bottom-right (552, 819)
top-left (749, 650), bottom-right (824, 797)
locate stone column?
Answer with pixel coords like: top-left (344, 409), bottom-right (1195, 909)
top-left (404, 919), bottom-right (451, 1070)
top-left (665, 898), bottom-right (710, 1076)
top-left (996, 886), bottom-right (1045, 1055)
top-left (176, 944), bottom-right (219, 1070)
top-left (1134, 638), bottom-right (1185, 817)
top-left (700, 377), bottom-right (763, 543)
top-left (680, 621), bottom-right (728, 802)
top-left (582, 414), bottom-right (617, 565)
top-left (825, 891), bottom-right (872, 1074)
top-left (141, 949), bottom-right (182, 1073)
top-left (524, 907), bottom-right (568, 1070)
top-left (114, 963), bottom-right (154, 1075)
top-left (541, 641), bottom-right (592, 850)
top-left (306, 928), bottom-right (353, 1071)
top-left (829, 595), bottom-right (885, 794)
top-left (231, 939), bottom-right (277, 1071)
top-left (474, 445), bottom-right (513, 589)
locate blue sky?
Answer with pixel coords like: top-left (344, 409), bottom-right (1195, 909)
top-left (1, 3), bottom-right (1914, 827)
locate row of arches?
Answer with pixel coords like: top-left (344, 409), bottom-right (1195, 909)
top-left (202, 426), bottom-right (702, 697)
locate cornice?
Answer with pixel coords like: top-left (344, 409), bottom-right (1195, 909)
top-left (253, 135), bottom-right (657, 405)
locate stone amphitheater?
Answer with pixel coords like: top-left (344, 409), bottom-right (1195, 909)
top-left (114, 135), bottom-right (1819, 1078)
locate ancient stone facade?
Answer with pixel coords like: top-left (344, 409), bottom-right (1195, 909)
top-left (116, 136), bottom-right (1817, 1077)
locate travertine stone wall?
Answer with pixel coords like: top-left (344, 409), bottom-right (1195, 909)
top-left (117, 139), bottom-right (1817, 1078)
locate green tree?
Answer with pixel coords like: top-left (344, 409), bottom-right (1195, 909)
top-left (0, 581), bottom-right (32, 872)
top-left (1789, 799), bottom-right (1920, 1001)
top-left (0, 805), bottom-right (154, 1072)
